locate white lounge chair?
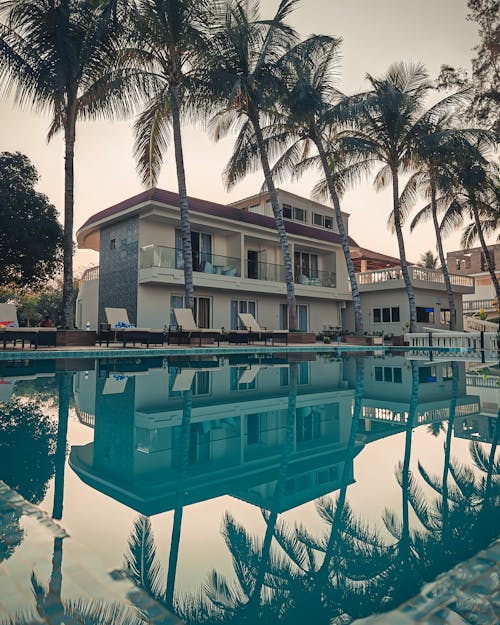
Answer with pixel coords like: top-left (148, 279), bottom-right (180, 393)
top-left (235, 312), bottom-right (288, 345)
top-left (168, 308), bottom-right (221, 346)
top-left (101, 307), bottom-right (164, 347)
top-left (0, 303), bottom-right (56, 349)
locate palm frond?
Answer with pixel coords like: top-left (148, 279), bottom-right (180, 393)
top-left (124, 515), bottom-right (164, 599)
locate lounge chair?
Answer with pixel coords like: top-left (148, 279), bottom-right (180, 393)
top-left (168, 308), bottom-right (221, 346)
top-left (0, 303), bottom-right (56, 349)
top-left (230, 313), bottom-right (288, 346)
top-left (100, 308), bottom-right (164, 347)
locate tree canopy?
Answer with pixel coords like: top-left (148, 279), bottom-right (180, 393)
top-left (0, 152), bottom-right (62, 289)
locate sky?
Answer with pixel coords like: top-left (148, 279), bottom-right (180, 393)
top-left (0, 0), bottom-right (487, 272)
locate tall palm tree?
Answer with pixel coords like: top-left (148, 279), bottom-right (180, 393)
top-left (127, 0), bottom-right (214, 310)
top-left (0, 0), bottom-right (138, 328)
top-left (408, 112), bottom-right (496, 330)
top-left (52, 371), bottom-right (73, 520)
top-left (204, 0), bottom-right (299, 329)
top-left (344, 62), bottom-right (435, 333)
top-left (257, 37), bottom-right (366, 334)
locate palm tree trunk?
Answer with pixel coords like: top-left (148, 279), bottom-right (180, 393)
top-left (441, 362), bottom-right (458, 535)
top-left (165, 389), bottom-right (192, 608)
top-left (472, 205), bottom-right (500, 312)
top-left (391, 166), bottom-right (417, 332)
top-left (318, 357), bottom-right (365, 578)
top-left (52, 372), bottom-right (72, 520)
top-left (430, 181), bottom-right (457, 330)
top-left (249, 362), bottom-right (298, 609)
top-left (314, 135), bottom-right (364, 334)
top-left (248, 108), bottom-right (297, 330)
top-left (62, 122), bottom-right (76, 329)
top-left (169, 85), bottom-right (194, 310)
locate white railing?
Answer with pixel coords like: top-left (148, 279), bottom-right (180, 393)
top-left (75, 406), bottom-right (95, 428)
top-left (405, 331), bottom-right (498, 352)
top-left (356, 266), bottom-right (474, 288)
top-left (80, 266), bottom-right (99, 283)
top-left (464, 317), bottom-right (498, 333)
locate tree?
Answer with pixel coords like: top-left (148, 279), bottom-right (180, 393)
top-left (128, 0), bottom-right (215, 311)
top-left (344, 62), bottom-right (435, 333)
top-left (437, 0), bottom-right (499, 129)
top-left (255, 37), bottom-right (366, 334)
top-left (0, 152), bottom-right (62, 289)
top-left (418, 251), bottom-right (439, 269)
top-left (0, 1), bottom-right (138, 328)
top-left (204, 0), bottom-right (299, 329)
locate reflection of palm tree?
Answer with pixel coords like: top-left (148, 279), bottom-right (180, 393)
top-left (53, 372), bottom-right (73, 520)
top-left (2, 534), bottom-right (144, 625)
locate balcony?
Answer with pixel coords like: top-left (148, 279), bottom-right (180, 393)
top-left (463, 298), bottom-right (497, 313)
top-left (356, 266), bottom-right (474, 294)
top-left (139, 245), bottom-right (338, 293)
top-left (140, 245), bottom-right (241, 277)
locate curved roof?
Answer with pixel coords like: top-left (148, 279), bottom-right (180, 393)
top-left (77, 188), bottom-right (359, 250)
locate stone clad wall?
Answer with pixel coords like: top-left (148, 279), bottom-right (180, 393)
top-left (98, 217), bottom-right (139, 326)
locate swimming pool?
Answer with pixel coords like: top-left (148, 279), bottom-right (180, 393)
top-left (0, 349), bottom-right (498, 624)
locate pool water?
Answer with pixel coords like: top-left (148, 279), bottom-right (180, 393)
top-left (0, 350), bottom-right (498, 624)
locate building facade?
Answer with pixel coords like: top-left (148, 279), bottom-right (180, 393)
top-left (76, 188), bottom-right (355, 333)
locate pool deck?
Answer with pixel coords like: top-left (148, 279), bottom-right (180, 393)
top-left (353, 540), bottom-right (500, 625)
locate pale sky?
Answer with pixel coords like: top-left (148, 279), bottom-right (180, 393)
top-left (0, 0), bottom-right (487, 272)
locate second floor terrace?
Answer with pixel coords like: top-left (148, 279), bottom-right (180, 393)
top-left (139, 243), bottom-right (338, 291)
top-left (356, 265), bottom-right (475, 294)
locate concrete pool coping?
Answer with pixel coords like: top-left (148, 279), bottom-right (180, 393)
top-left (0, 343), bottom-right (478, 361)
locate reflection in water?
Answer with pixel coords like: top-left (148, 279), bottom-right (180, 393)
top-left (0, 352), bottom-right (498, 623)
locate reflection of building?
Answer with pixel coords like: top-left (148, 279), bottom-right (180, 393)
top-left (342, 356), bottom-right (481, 443)
top-left (70, 356), bottom-right (362, 515)
top-left (0, 359), bottom-right (57, 403)
top-left (454, 370), bottom-right (500, 444)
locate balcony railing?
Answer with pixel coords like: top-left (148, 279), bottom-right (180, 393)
top-left (140, 245), bottom-right (336, 287)
top-left (463, 298), bottom-right (497, 312)
top-left (140, 245), bottom-right (241, 277)
top-left (80, 266), bottom-right (99, 282)
top-left (357, 265), bottom-right (474, 288)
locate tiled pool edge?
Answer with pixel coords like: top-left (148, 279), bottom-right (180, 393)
top-left (353, 539), bottom-right (500, 625)
top-left (0, 344), bottom-right (470, 361)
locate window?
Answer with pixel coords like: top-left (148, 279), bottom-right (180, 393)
top-left (312, 213), bottom-right (334, 229)
top-left (231, 300), bottom-right (256, 330)
top-left (110, 238), bottom-right (116, 250)
top-left (175, 229), bottom-right (212, 271)
top-left (279, 304), bottom-right (308, 331)
top-left (282, 204), bottom-right (306, 222)
top-left (279, 362), bottom-right (309, 386)
top-left (296, 408), bottom-right (321, 442)
top-left (194, 371), bottom-right (211, 395)
top-left (419, 366), bottom-right (437, 383)
top-left (193, 297), bottom-right (211, 328)
top-left (455, 258), bottom-right (462, 270)
top-left (230, 366), bottom-right (257, 391)
top-left (293, 206), bottom-right (306, 221)
top-left (440, 308), bottom-right (451, 325)
top-left (247, 413), bottom-right (261, 444)
top-left (442, 364), bottom-right (453, 381)
top-left (416, 307), bottom-right (434, 323)
top-left (375, 366), bottom-right (402, 383)
top-left (294, 251), bottom-right (319, 280)
top-left (373, 307), bottom-right (400, 323)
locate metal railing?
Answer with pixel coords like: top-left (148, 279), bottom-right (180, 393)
top-left (463, 298), bottom-right (497, 312)
top-left (140, 245), bottom-right (241, 277)
top-left (356, 266), bottom-right (474, 288)
top-left (80, 266), bottom-right (99, 282)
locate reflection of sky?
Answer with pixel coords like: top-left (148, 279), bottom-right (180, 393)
top-left (7, 354), bottom-right (485, 599)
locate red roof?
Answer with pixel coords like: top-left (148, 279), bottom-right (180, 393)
top-left (78, 188), bottom-right (359, 248)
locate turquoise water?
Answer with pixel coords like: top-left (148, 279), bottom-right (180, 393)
top-left (0, 350), bottom-right (498, 624)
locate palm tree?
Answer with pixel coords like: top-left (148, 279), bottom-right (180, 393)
top-left (408, 112), bottom-right (496, 330)
top-left (52, 371), bottom-right (73, 520)
top-left (418, 251), bottom-right (439, 269)
top-left (204, 0), bottom-right (299, 329)
top-left (261, 37), bottom-right (366, 334)
top-left (344, 62), bottom-right (436, 333)
top-left (127, 0), bottom-right (215, 310)
top-left (0, 0), bottom-right (138, 328)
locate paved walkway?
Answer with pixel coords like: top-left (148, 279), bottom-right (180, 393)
top-left (353, 541), bottom-right (500, 625)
